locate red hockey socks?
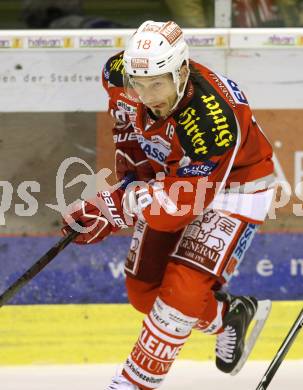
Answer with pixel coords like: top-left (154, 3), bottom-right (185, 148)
top-left (122, 297), bottom-right (198, 389)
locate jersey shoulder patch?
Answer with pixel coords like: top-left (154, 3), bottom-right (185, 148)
top-left (209, 72), bottom-right (248, 106)
top-left (103, 51), bottom-right (124, 88)
top-left (174, 73), bottom-right (238, 162)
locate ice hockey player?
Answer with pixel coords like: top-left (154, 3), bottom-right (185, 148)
top-left (62, 20), bottom-right (274, 389)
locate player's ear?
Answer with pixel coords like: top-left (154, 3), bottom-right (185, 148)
top-left (179, 63), bottom-right (189, 84)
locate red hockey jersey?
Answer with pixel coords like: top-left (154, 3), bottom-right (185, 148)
top-left (102, 52), bottom-right (274, 231)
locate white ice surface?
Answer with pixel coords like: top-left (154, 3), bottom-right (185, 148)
top-left (0, 361), bottom-right (302, 390)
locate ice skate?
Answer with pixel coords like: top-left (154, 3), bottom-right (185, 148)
top-left (105, 373), bottom-right (141, 390)
top-left (215, 293), bottom-right (271, 375)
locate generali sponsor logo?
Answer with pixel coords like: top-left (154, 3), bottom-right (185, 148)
top-left (175, 211), bottom-right (237, 271)
top-left (131, 58), bottom-right (149, 69)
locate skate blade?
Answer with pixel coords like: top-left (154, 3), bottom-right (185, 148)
top-left (230, 299), bottom-right (272, 376)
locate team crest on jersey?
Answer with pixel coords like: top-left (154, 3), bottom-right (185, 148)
top-left (137, 134), bottom-right (171, 165)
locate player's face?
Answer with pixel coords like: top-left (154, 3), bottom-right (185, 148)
top-left (131, 73), bottom-right (178, 117)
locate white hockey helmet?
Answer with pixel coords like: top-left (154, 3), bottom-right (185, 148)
top-left (123, 21), bottom-right (189, 108)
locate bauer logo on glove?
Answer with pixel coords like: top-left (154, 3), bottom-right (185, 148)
top-left (97, 190), bottom-right (129, 229)
top-left (62, 187), bottom-right (133, 245)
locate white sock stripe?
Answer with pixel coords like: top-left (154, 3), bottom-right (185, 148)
top-left (124, 299), bottom-right (196, 389)
top-left (147, 312), bottom-right (190, 340)
top-left (144, 316), bottom-right (189, 345)
top-left (153, 297), bottom-right (198, 334)
top-left (148, 312), bottom-right (190, 339)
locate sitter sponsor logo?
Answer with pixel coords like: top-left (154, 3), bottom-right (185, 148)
top-left (178, 106), bottom-right (207, 155)
top-left (201, 94), bottom-right (235, 148)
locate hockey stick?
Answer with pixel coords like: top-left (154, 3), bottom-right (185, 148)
top-left (0, 230), bottom-right (79, 307)
top-left (255, 308), bottom-right (303, 389)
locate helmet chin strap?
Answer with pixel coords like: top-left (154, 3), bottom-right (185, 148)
top-left (165, 66), bottom-right (190, 118)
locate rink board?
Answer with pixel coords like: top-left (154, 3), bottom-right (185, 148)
top-left (0, 234), bottom-right (302, 303)
top-left (0, 301), bottom-right (302, 365)
top-left (1, 28), bottom-right (303, 111)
